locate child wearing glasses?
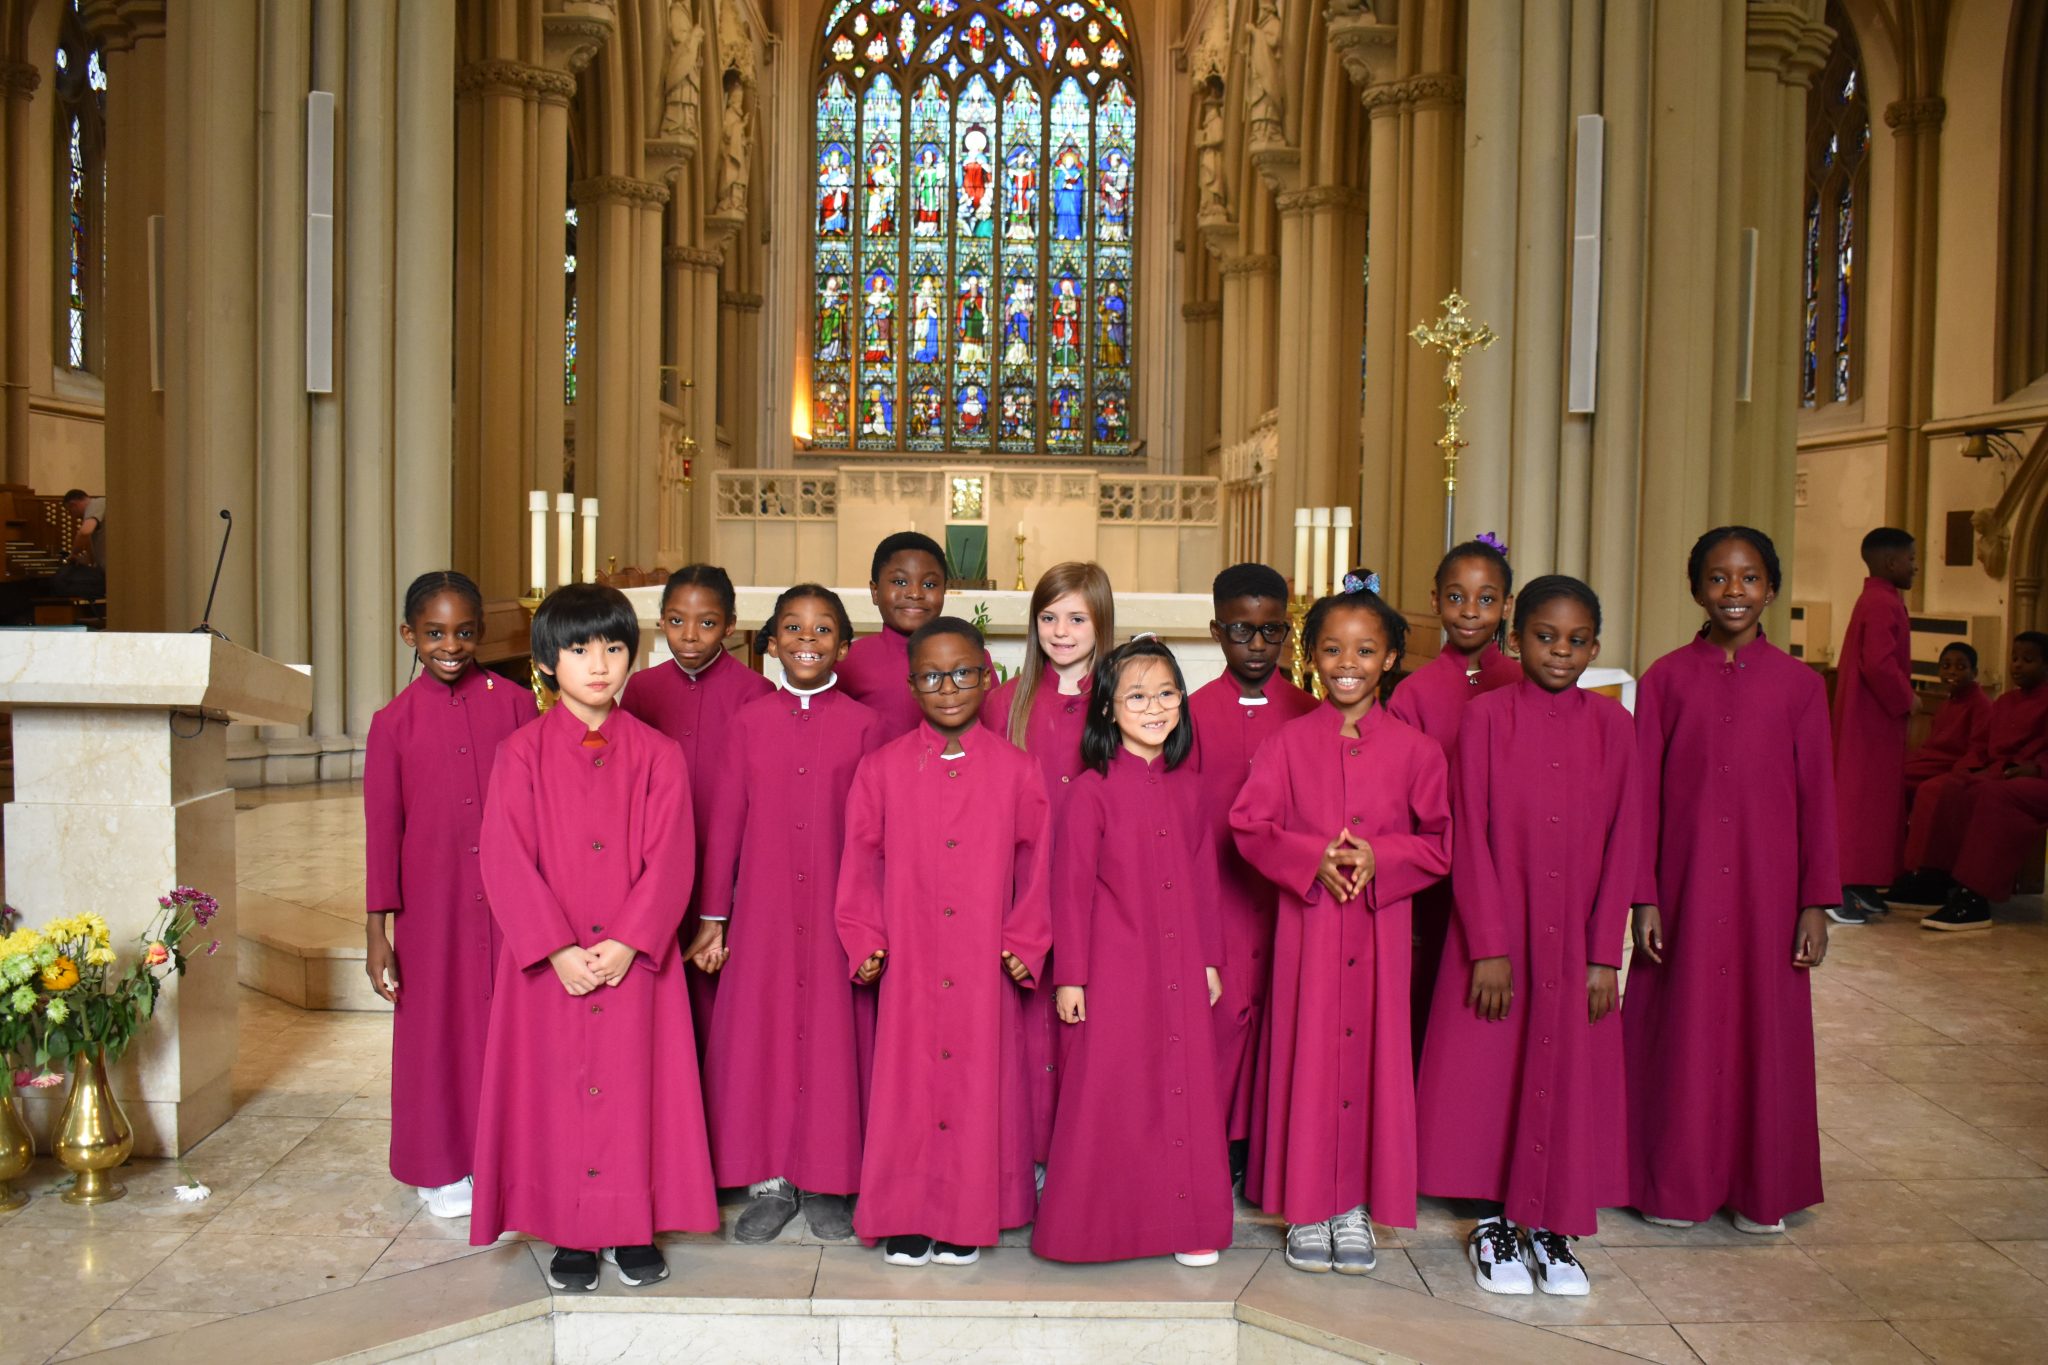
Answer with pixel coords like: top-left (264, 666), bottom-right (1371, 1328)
top-left (1188, 564), bottom-right (1317, 1186)
top-left (836, 616), bottom-right (1054, 1268)
top-left (1230, 570), bottom-right (1451, 1276)
top-left (1033, 638), bottom-right (1232, 1266)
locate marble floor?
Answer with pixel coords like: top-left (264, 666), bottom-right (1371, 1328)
top-left (3, 785), bottom-right (2048, 1363)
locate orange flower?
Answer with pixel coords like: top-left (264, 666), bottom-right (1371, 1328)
top-left (40, 956), bottom-right (79, 991)
top-left (143, 942), bottom-right (170, 968)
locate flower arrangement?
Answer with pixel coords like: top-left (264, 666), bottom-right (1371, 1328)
top-left (968, 602), bottom-right (1016, 684)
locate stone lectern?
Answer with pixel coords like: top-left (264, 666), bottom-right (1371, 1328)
top-left (0, 633), bottom-right (312, 1156)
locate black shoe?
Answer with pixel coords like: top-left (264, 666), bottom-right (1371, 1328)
top-left (1885, 870), bottom-right (1952, 906)
top-left (1921, 889), bottom-right (1992, 933)
top-left (1228, 1138), bottom-right (1249, 1193)
top-left (734, 1178), bottom-right (800, 1244)
top-left (548, 1246), bottom-right (600, 1292)
top-left (1825, 900), bottom-right (1870, 926)
top-left (603, 1243), bottom-right (669, 1287)
top-left (883, 1234), bottom-right (934, 1266)
top-left (799, 1189), bottom-right (857, 1241)
top-left (1844, 886), bottom-right (1891, 917)
top-left (932, 1240), bottom-right (980, 1265)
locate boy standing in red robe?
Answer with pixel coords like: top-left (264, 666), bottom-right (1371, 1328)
top-left (1831, 527), bottom-right (1917, 922)
top-left (836, 616), bottom-right (1054, 1267)
top-left (839, 532), bottom-right (956, 741)
top-left (472, 585), bottom-right (720, 1291)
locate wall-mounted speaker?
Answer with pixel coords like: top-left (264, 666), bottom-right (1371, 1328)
top-left (1566, 114), bottom-right (1604, 415)
top-left (306, 91), bottom-right (335, 394)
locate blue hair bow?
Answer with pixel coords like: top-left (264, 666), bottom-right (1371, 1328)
top-left (1342, 571), bottom-right (1381, 595)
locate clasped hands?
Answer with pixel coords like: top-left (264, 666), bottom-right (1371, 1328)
top-left (854, 948), bottom-right (1035, 986)
top-left (1315, 830), bottom-right (1377, 903)
top-left (549, 939), bottom-right (638, 996)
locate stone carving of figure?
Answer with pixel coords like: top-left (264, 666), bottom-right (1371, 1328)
top-left (717, 81), bottom-right (750, 213)
top-left (1196, 98), bottom-right (1225, 215)
top-left (659, 0), bottom-right (704, 140)
top-left (1244, 0), bottom-right (1284, 142)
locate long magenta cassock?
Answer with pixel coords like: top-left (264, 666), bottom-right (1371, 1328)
top-left (1947, 777), bottom-right (2048, 901)
top-left (1416, 681), bottom-right (1637, 1237)
top-left (470, 704), bottom-right (720, 1250)
top-left (618, 649), bottom-right (775, 1053)
top-left (1033, 751), bottom-right (1233, 1262)
top-left (1832, 577), bottom-right (1916, 885)
top-left (1903, 681), bottom-right (1990, 787)
top-left (836, 722), bottom-right (1055, 1247)
top-left (981, 672), bottom-right (1091, 1162)
top-left (363, 667), bottom-right (535, 1189)
top-left (1903, 683), bottom-right (2048, 874)
top-left (1624, 634), bottom-right (1841, 1226)
top-left (1229, 704), bottom-right (1451, 1229)
top-left (1387, 642), bottom-right (1522, 1056)
top-left (699, 684), bottom-right (882, 1194)
top-left (1186, 670), bottom-right (1318, 1141)
top-left (838, 629), bottom-right (922, 740)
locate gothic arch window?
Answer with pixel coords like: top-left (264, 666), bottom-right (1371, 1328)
top-left (1999, 0), bottom-right (2048, 396)
top-left (810, 0), bottom-right (1136, 456)
top-left (53, 0), bottom-right (107, 374)
top-left (1801, 2), bottom-right (1869, 409)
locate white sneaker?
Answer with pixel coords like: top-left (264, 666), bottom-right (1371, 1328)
top-left (420, 1177), bottom-right (473, 1219)
top-left (1641, 1213), bottom-right (1694, 1228)
top-left (1467, 1217), bottom-right (1533, 1295)
top-left (1732, 1211), bottom-right (1785, 1235)
top-left (1525, 1228), bottom-right (1590, 1296)
top-left (1174, 1250), bottom-right (1220, 1267)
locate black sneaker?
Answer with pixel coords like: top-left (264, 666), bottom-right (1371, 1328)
top-left (882, 1234), bottom-right (934, 1266)
top-left (734, 1178), bottom-right (800, 1244)
top-left (1825, 900), bottom-right (1870, 926)
top-left (1844, 886), bottom-right (1891, 918)
top-left (1885, 870), bottom-right (1952, 906)
top-left (548, 1246), bottom-right (600, 1292)
top-left (932, 1240), bottom-right (980, 1266)
top-left (603, 1244), bottom-right (669, 1287)
top-left (1921, 889), bottom-right (1992, 932)
top-left (799, 1189), bottom-right (856, 1241)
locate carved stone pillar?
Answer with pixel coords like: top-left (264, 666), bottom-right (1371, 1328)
top-left (668, 243), bottom-right (724, 557)
top-left (1884, 93), bottom-right (1946, 569)
top-left (1275, 186), bottom-right (1366, 532)
top-left (0, 62), bottom-right (38, 486)
top-left (1180, 298), bottom-right (1222, 473)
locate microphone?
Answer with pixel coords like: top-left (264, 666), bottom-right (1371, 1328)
top-left (192, 508), bottom-right (232, 640)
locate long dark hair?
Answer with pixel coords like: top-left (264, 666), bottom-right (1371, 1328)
top-left (1080, 637), bottom-right (1195, 776)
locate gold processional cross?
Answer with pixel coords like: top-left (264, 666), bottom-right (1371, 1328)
top-left (1408, 293), bottom-right (1498, 552)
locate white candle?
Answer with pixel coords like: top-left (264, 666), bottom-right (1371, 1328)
top-left (1311, 507), bottom-right (1332, 600)
top-left (1292, 508), bottom-right (1311, 598)
top-left (528, 491), bottom-right (548, 595)
top-left (580, 497), bottom-right (600, 583)
top-left (555, 492), bottom-right (575, 589)
top-left (1332, 506), bottom-right (1354, 596)
top-left (1016, 518), bottom-right (1025, 537)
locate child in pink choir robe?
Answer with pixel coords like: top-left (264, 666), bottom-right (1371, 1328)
top-left (696, 585), bottom-right (882, 1245)
top-left (1231, 569), bottom-right (1452, 1276)
top-left (1626, 527), bottom-right (1841, 1235)
top-left (838, 532), bottom-right (956, 741)
top-left (1904, 633), bottom-right (2048, 932)
top-left (1889, 642), bottom-right (1992, 905)
top-left (981, 560), bottom-right (1113, 1166)
top-left (1416, 577), bottom-right (1636, 1299)
top-left (1831, 527), bottom-right (1918, 921)
top-left (1388, 536), bottom-right (1522, 1063)
top-left (363, 572), bottom-right (535, 1220)
top-left (471, 584), bottom-right (719, 1293)
top-left (618, 565), bottom-right (773, 1055)
top-left (1034, 638), bottom-right (1231, 1267)
top-left (836, 616), bottom-right (1054, 1268)
top-left (1189, 564), bottom-right (1318, 1185)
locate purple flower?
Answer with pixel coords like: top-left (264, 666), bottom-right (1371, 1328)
top-left (206, 939), bottom-right (221, 957)
top-left (11, 1068), bottom-right (28, 1089)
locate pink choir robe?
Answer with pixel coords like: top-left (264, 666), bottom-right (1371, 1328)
top-left (1904, 682), bottom-right (1991, 788)
top-left (1903, 684), bottom-right (2048, 877)
top-left (470, 704), bottom-right (720, 1249)
top-left (1833, 577), bottom-right (1916, 885)
top-left (1229, 704), bottom-right (1452, 1228)
top-left (1416, 681), bottom-right (1637, 1237)
top-left (838, 629), bottom-right (923, 741)
top-left (1624, 634), bottom-right (1841, 1226)
top-left (619, 648), bottom-right (773, 1053)
top-left (1033, 752), bottom-right (1234, 1262)
top-left (836, 722), bottom-right (1055, 1246)
top-left (1388, 642), bottom-right (1521, 1057)
top-left (363, 666), bottom-right (535, 1189)
top-left (981, 672), bottom-right (1092, 1162)
top-left (699, 684), bottom-right (883, 1194)
top-left (1187, 670), bottom-right (1319, 1141)
top-left (1949, 777), bottom-right (2048, 901)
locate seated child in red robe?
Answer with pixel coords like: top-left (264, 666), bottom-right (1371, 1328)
top-left (1888, 641), bottom-right (1991, 905)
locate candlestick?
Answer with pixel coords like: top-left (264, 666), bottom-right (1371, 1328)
top-left (555, 492), bottom-right (574, 589)
top-left (1332, 506), bottom-right (1353, 594)
top-left (580, 497), bottom-right (599, 584)
top-left (1310, 507), bottom-right (1332, 601)
top-left (1292, 508), bottom-right (1310, 599)
top-left (527, 491), bottom-right (547, 598)
top-left (1014, 532), bottom-right (1028, 592)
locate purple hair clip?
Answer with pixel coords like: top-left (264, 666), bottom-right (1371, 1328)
top-left (1342, 571), bottom-right (1382, 595)
top-left (1476, 530), bottom-right (1509, 557)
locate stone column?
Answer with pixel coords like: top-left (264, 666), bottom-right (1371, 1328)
top-left (1180, 298), bottom-right (1222, 472)
top-left (669, 244), bottom-right (723, 558)
top-left (1884, 95), bottom-right (1945, 567)
top-left (0, 62), bottom-right (38, 486)
top-left (1276, 187), bottom-right (1366, 521)
top-left (635, 174), bottom-right (673, 565)
top-left (1396, 74), bottom-right (1466, 610)
top-left (1358, 89), bottom-right (1404, 590)
top-left (1506, 0), bottom-right (1569, 577)
top-left (1457, 0), bottom-right (1520, 547)
top-left (531, 76), bottom-right (575, 527)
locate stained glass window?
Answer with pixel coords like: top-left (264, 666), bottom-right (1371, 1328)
top-left (53, 0), bottom-right (105, 373)
top-left (1800, 1), bottom-right (1868, 408)
top-left (813, 0), bottom-right (1136, 456)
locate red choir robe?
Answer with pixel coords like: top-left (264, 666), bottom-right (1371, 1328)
top-left (363, 666), bottom-right (535, 1189)
top-left (1832, 577), bottom-right (1916, 886)
top-left (1949, 777), bottom-right (2048, 901)
top-left (470, 704), bottom-right (719, 1249)
top-left (699, 683), bottom-right (883, 1194)
top-left (1229, 704), bottom-right (1452, 1228)
top-left (838, 629), bottom-right (923, 741)
top-left (1415, 681), bottom-right (1637, 1237)
top-left (1187, 670), bottom-right (1319, 1141)
top-left (1903, 683), bottom-right (2048, 876)
top-left (1387, 642), bottom-right (1521, 1057)
top-left (1624, 633), bottom-right (1840, 1226)
top-left (1033, 752), bottom-right (1233, 1262)
top-left (619, 648), bottom-right (773, 1053)
top-left (836, 722), bottom-right (1055, 1246)
top-left (1904, 682), bottom-right (1991, 787)
top-left (981, 672), bottom-right (1092, 1162)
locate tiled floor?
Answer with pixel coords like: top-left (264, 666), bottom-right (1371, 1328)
top-left (3, 785), bottom-right (2047, 1363)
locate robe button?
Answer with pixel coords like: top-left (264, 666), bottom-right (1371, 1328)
top-left (474, 893), bottom-right (484, 902)
top-left (937, 1121), bottom-right (948, 1131)
top-left (470, 846), bottom-right (478, 854)
top-left (797, 821), bottom-right (807, 830)
top-left (1173, 1087), bottom-right (1183, 1095)
top-left (1550, 761), bottom-right (1560, 769)
top-left (1549, 816), bottom-right (1560, 824)
top-left (1045, 1064), bottom-right (1055, 1072)
top-left (1541, 1036), bottom-right (1551, 1045)
top-left (1721, 866), bottom-right (1731, 875)
top-left (1723, 715), bottom-right (1732, 723)
top-left (588, 1086), bottom-right (600, 1095)
top-left (1350, 747), bottom-right (1360, 756)
top-left (798, 766), bottom-right (807, 774)
top-left (1164, 880), bottom-right (1174, 890)
top-left (1349, 816), bottom-right (1361, 825)
top-left (1174, 1139), bottom-right (1184, 1148)
top-left (1252, 950), bottom-right (1261, 960)
top-left (946, 839), bottom-right (958, 848)
top-left (941, 978), bottom-right (953, 988)
top-left (592, 841), bottom-right (604, 851)
top-left (590, 1004), bottom-right (602, 1014)
top-left (941, 1049), bottom-right (951, 1059)
top-left (1347, 957), bottom-right (1357, 966)
top-left (1344, 1028), bottom-right (1353, 1037)
top-left (587, 1168), bottom-right (599, 1177)
top-left (1721, 815), bottom-right (1730, 824)
top-left (1537, 1089), bottom-right (1547, 1099)
top-left (1342, 1100), bottom-right (1351, 1109)
top-left (1548, 871), bottom-right (1560, 879)
top-left (593, 757), bottom-right (604, 767)
top-left (591, 924), bottom-right (603, 933)
top-left (465, 796), bottom-right (474, 804)
top-left (1061, 775), bottom-right (1071, 783)
top-left (682, 729), bottom-right (691, 737)
top-left (1534, 1143), bottom-right (1544, 1153)
top-left (1158, 829), bottom-right (1168, 838)
top-left (943, 907), bottom-right (955, 917)
top-left (1720, 764), bottom-right (1730, 773)
top-left (1169, 982), bottom-right (1179, 990)
top-left (459, 746), bottom-right (468, 754)
top-left (798, 979), bottom-right (806, 987)
top-left (796, 873), bottom-right (806, 882)
top-left (948, 770), bottom-right (960, 779)
top-left (1169, 1034), bottom-right (1179, 1043)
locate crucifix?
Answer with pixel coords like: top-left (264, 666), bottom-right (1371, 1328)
top-left (1408, 292), bottom-right (1498, 552)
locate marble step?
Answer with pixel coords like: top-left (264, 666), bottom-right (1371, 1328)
top-left (238, 889), bottom-right (389, 1013)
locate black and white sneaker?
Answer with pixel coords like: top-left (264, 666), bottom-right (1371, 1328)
top-left (1825, 900), bottom-right (1869, 926)
top-left (603, 1244), bottom-right (670, 1287)
top-left (882, 1234), bottom-right (934, 1266)
top-left (1467, 1217), bottom-right (1533, 1295)
top-left (1844, 886), bottom-right (1891, 918)
top-left (1331, 1205), bottom-right (1376, 1275)
top-left (1525, 1228), bottom-right (1589, 1296)
top-left (547, 1246), bottom-right (600, 1292)
top-left (932, 1240), bottom-right (980, 1266)
top-left (1922, 890), bottom-right (1992, 932)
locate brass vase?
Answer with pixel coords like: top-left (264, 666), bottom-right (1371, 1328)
top-left (0, 1090), bottom-right (31, 1211)
top-left (56, 1048), bottom-right (132, 1205)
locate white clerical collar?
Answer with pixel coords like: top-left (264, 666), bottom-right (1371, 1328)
top-left (676, 653), bottom-right (720, 680)
top-left (1237, 694), bottom-right (1269, 707)
top-left (783, 673), bottom-right (840, 710)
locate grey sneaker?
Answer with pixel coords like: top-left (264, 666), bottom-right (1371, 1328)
top-left (733, 1178), bottom-right (800, 1244)
top-left (1331, 1205), bottom-right (1377, 1274)
top-left (799, 1189), bottom-right (856, 1241)
top-left (1284, 1219), bottom-right (1334, 1273)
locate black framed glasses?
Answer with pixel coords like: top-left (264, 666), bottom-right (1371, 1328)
top-left (910, 665), bottom-right (990, 693)
top-left (1219, 621), bottom-right (1292, 645)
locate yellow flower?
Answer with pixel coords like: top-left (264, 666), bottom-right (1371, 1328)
top-left (85, 946), bottom-right (115, 968)
top-left (40, 956), bottom-right (79, 992)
